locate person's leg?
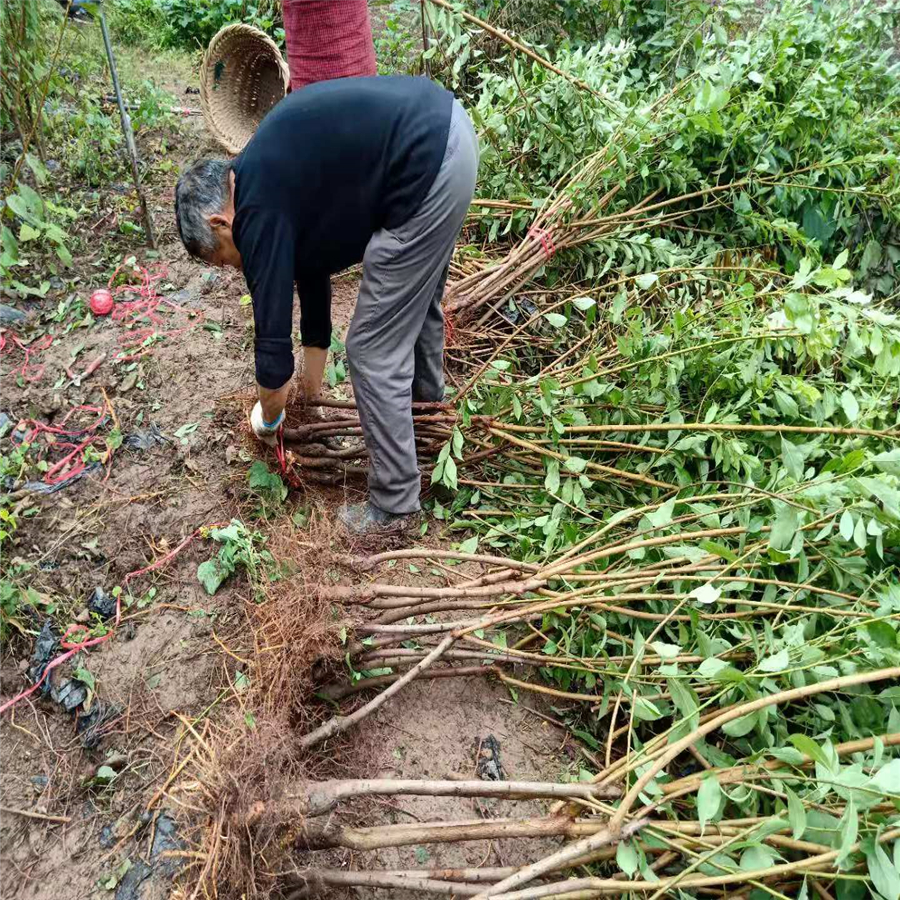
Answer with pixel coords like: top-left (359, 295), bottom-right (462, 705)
top-left (300, 347), bottom-right (327, 402)
top-left (413, 102), bottom-right (479, 405)
top-left (411, 262), bottom-right (449, 403)
top-left (345, 100), bottom-right (479, 519)
top-left (297, 274), bottom-right (332, 402)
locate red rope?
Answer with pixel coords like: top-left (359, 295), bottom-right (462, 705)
top-left (444, 312), bottom-right (457, 347)
top-left (528, 225), bottom-right (557, 259)
top-left (274, 428), bottom-right (304, 489)
top-left (16, 404), bottom-right (108, 487)
top-left (0, 330), bottom-right (54, 383)
top-left (107, 263), bottom-right (203, 361)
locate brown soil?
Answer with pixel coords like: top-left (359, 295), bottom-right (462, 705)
top-left (0, 24), bottom-right (581, 900)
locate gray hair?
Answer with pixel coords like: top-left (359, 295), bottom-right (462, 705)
top-left (174, 158), bottom-right (232, 260)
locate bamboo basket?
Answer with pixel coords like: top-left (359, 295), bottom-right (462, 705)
top-left (199, 24), bottom-right (290, 155)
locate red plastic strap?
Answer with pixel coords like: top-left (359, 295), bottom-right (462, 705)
top-left (528, 226), bottom-right (557, 260)
top-left (274, 428), bottom-right (304, 489)
top-left (15, 405), bottom-right (108, 489)
top-left (107, 263), bottom-right (203, 361)
top-left (444, 313), bottom-right (457, 346)
top-left (0, 330), bottom-right (53, 383)
top-left (0, 628), bottom-right (114, 716)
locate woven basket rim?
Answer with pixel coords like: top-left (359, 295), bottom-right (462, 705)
top-left (199, 23), bottom-right (290, 155)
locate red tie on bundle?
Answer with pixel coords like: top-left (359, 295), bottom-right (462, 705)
top-left (529, 226), bottom-right (557, 260)
top-left (282, 0), bottom-right (377, 91)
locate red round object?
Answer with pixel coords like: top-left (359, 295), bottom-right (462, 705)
top-left (90, 289), bottom-right (114, 316)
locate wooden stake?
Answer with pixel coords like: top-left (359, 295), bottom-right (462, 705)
top-left (99, 7), bottom-right (156, 249)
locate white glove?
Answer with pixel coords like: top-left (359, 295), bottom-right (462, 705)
top-left (250, 401), bottom-right (284, 446)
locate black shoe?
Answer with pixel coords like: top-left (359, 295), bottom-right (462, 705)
top-left (337, 502), bottom-right (414, 535)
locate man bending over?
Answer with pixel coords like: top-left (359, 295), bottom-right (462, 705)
top-left (174, 76), bottom-right (478, 533)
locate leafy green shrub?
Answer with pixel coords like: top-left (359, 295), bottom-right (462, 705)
top-left (374, 1), bottom-right (420, 76)
top-left (445, 252), bottom-right (900, 718)
top-left (447, 0), bottom-right (899, 288)
top-left (112, 0), bottom-right (283, 51)
top-left (471, 0), bottom-right (610, 50)
top-left (0, 0), bottom-right (56, 150)
top-left (109, 0), bottom-right (168, 47)
top-left (1, 180), bottom-right (77, 295)
top-left (196, 520), bottom-right (274, 597)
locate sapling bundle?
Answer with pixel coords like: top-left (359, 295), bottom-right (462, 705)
top-left (441, 0), bottom-right (900, 324)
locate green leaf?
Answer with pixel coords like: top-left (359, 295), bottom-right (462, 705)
top-left (867, 622), bottom-right (898, 650)
top-left (839, 510), bottom-right (855, 541)
top-left (572, 728), bottom-right (600, 750)
top-left (635, 273), bottom-right (658, 290)
top-left (234, 670), bottom-right (250, 692)
top-left (758, 649), bottom-right (789, 673)
top-left (769, 506), bottom-right (799, 552)
top-left (616, 840), bottom-right (638, 877)
top-left (698, 540), bottom-right (737, 562)
top-left (871, 759), bottom-right (900, 795)
top-left (781, 437), bottom-right (804, 480)
top-left (722, 712), bottom-right (757, 737)
top-left (174, 422), bottom-right (199, 440)
top-left (697, 775), bottom-right (721, 829)
top-left (632, 697), bottom-right (663, 721)
top-left (859, 239), bottom-right (883, 277)
top-left (873, 450), bottom-right (900, 477)
top-left (572, 296), bottom-right (595, 311)
top-left (840, 390), bottom-right (860, 422)
top-left (853, 516), bottom-right (867, 550)
top-left (563, 456), bottom-right (588, 473)
top-left (768, 747), bottom-right (806, 766)
top-left (789, 734), bottom-right (829, 767)
top-left (865, 839), bottom-right (900, 900)
top-left (197, 558), bottom-right (229, 595)
top-left (786, 785), bottom-right (807, 840)
top-left (697, 658), bottom-right (731, 678)
top-left (6, 193), bottom-right (38, 225)
top-left (650, 641), bottom-right (680, 660)
top-left (459, 535), bottom-right (479, 554)
top-left (247, 460), bottom-right (274, 488)
top-left (95, 765), bottom-right (117, 783)
top-left (544, 458), bottom-right (560, 494)
top-left (544, 312), bottom-right (567, 328)
top-left (74, 666), bottom-right (96, 691)
top-left (667, 678), bottom-right (699, 732)
top-left (18, 223), bottom-right (40, 242)
top-left (835, 796), bottom-right (857, 868)
top-left (442, 455), bottom-right (458, 491)
top-left (785, 292), bottom-right (814, 334)
top-left (740, 844), bottom-right (777, 871)
top-left (452, 427), bottom-right (464, 459)
top-left (690, 584), bottom-right (721, 606)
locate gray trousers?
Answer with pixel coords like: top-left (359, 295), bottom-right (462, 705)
top-left (347, 99), bottom-right (478, 513)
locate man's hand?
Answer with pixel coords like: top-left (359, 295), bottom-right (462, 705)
top-left (251, 401), bottom-right (284, 446)
top-left (254, 380), bottom-right (291, 445)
